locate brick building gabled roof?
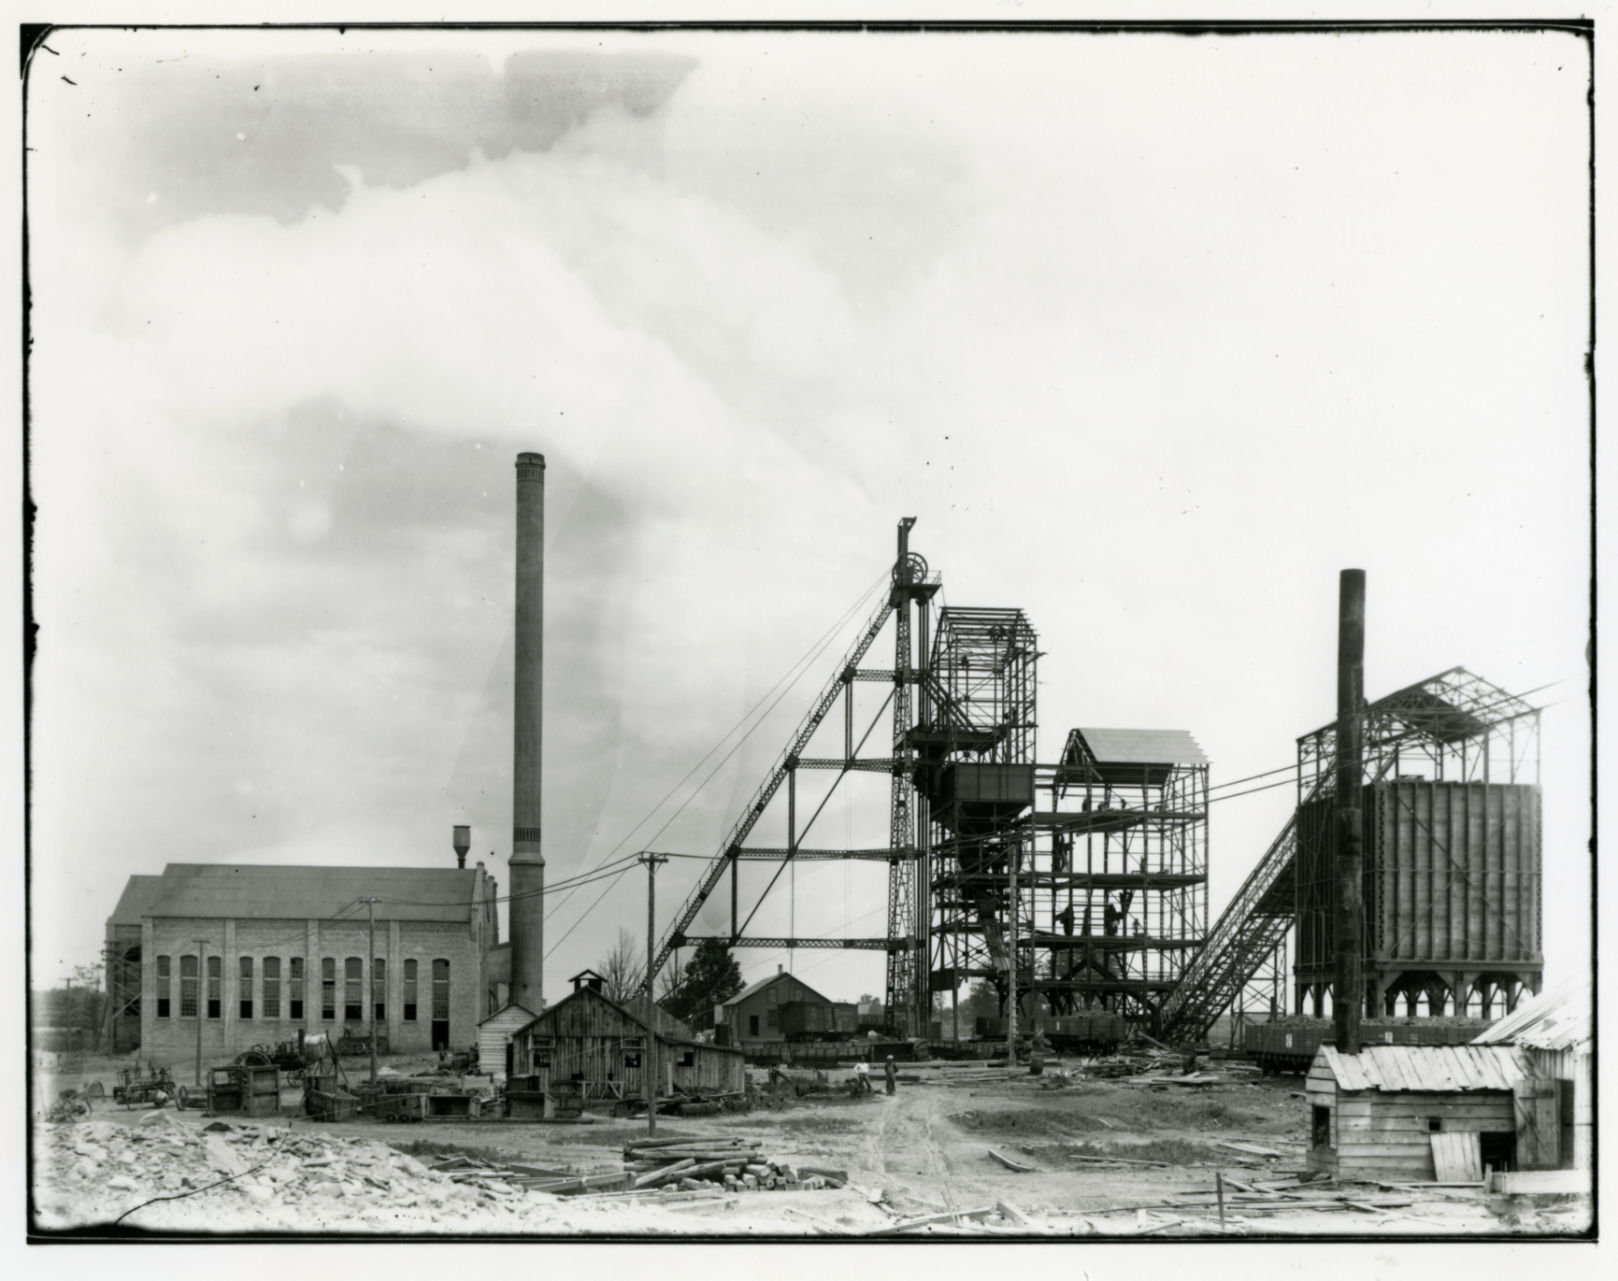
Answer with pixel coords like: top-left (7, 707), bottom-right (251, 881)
top-left (138, 863), bottom-right (487, 923)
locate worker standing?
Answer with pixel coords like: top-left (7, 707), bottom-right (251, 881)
top-left (883, 1055), bottom-right (897, 1096)
top-left (855, 1058), bottom-right (872, 1094)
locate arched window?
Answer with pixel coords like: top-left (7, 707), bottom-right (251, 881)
top-left (373, 957), bottom-right (386, 1022)
top-left (431, 960), bottom-right (450, 1022)
top-left (321, 958), bottom-right (336, 1020)
top-left (263, 957), bottom-right (281, 1019)
top-left (239, 956), bottom-right (254, 1019)
top-left (403, 960), bottom-right (418, 1021)
top-left (206, 956), bottom-right (222, 1019)
top-left (345, 958), bottom-right (363, 1022)
top-left (430, 959), bottom-right (450, 1049)
top-left (289, 957), bottom-right (305, 1021)
top-left (180, 955), bottom-right (198, 1017)
top-left (156, 956), bottom-right (171, 1018)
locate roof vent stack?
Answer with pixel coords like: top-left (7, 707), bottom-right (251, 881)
top-left (453, 825), bottom-right (470, 870)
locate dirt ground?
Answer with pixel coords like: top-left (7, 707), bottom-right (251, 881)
top-left (29, 1049), bottom-right (1591, 1238)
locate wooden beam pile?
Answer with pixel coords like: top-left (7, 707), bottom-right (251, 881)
top-left (621, 1135), bottom-right (833, 1193)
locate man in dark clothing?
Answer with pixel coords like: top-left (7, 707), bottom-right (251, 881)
top-left (883, 1056), bottom-right (897, 1095)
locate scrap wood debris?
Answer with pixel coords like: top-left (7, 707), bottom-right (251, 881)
top-left (614, 1133), bottom-right (835, 1194)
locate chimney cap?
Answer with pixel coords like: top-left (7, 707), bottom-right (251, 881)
top-left (516, 451), bottom-right (547, 469)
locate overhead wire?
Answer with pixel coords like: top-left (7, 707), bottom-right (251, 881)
top-left (543, 570), bottom-right (891, 960)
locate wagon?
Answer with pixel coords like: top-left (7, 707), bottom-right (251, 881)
top-left (112, 1064), bottom-right (182, 1111)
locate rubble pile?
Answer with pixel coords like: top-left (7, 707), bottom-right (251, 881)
top-left (33, 1111), bottom-right (570, 1233)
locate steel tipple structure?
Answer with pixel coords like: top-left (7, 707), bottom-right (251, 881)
top-left (638, 525), bottom-right (1545, 1045)
top-left (642, 520), bottom-right (1210, 1040)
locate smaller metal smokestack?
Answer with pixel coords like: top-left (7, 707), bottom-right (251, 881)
top-left (453, 825), bottom-right (471, 870)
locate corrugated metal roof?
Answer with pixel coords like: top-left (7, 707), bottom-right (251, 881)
top-left (142, 863), bottom-right (482, 922)
top-left (1074, 728), bottom-right (1209, 768)
top-left (108, 875), bottom-right (166, 927)
top-left (1472, 978), bottom-right (1591, 1052)
top-left (1316, 1043), bottom-right (1532, 1093)
top-left (724, 970), bottom-right (835, 1008)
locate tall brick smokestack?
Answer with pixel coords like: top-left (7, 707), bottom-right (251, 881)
top-left (511, 452), bottom-right (546, 1010)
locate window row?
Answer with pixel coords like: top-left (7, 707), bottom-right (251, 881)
top-left (154, 955), bottom-right (449, 1021)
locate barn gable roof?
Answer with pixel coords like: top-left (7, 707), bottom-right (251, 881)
top-left (1315, 1043), bottom-right (1533, 1093)
top-left (517, 985), bottom-right (740, 1055)
top-left (725, 970), bottom-right (835, 1008)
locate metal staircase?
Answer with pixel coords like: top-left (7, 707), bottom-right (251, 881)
top-left (1156, 782), bottom-right (1325, 1042)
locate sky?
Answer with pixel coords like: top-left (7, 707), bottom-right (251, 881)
top-left (24, 26), bottom-right (1592, 1008)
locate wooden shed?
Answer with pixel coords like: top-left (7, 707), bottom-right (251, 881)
top-left (1473, 976), bottom-right (1591, 1173)
top-left (509, 980), bottom-right (745, 1108)
top-left (476, 1001), bottom-right (538, 1081)
top-left (1305, 1043), bottom-right (1541, 1181)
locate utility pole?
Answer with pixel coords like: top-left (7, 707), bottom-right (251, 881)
top-left (1006, 844), bottom-right (1018, 1060)
top-left (640, 852), bottom-right (667, 1135)
top-left (367, 898), bottom-right (379, 1087)
top-left (1334, 569), bottom-right (1366, 1056)
top-left (194, 937), bottom-right (208, 1087)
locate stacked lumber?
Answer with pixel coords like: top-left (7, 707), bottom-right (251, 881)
top-left (620, 1134), bottom-right (833, 1193)
top-left (428, 1155), bottom-right (627, 1195)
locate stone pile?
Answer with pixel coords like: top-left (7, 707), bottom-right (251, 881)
top-left (33, 1111), bottom-right (569, 1234)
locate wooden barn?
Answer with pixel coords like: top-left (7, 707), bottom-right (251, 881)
top-left (509, 973), bottom-right (745, 1108)
top-left (1305, 1043), bottom-right (1540, 1181)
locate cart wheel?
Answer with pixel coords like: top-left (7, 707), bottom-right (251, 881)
top-left (237, 1050), bottom-right (271, 1067)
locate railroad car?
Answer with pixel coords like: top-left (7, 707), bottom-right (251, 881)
top-left (1243, 1018), bottom-right (1492, 1074)
top-left (780, 1000), bottom-right (859, 1042)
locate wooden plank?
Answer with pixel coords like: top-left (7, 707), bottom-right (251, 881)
top-left (634, 1158), bottom-right (696, 1188)
top-left (869, 1207), bottom-right (997, 1236)
top-left (987, 1149), bottom-right (1037, 1173)
top-left (1430, 1132), bottom-right (1481, 1183)
top-left (1213, 1140), bottom-right (1282, 1158)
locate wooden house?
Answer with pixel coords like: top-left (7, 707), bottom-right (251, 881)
top-left (1473, 976), bottom-right (1592, 1174)
top-left (509, 973), bottom-right (745, 1108)
top-left (714, 967), bottom-right (837, 1045)
top-left (1305, 1043), bottom-right (1541, 1181)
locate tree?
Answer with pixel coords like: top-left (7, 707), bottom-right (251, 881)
top-left (595, 929), bottom-right (645, 1005)
top-left (660, 939), bottom-right (743, 1025)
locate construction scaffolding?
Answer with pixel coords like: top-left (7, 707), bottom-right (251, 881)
top-left (1027, 728), bottom-right (1209, 1027)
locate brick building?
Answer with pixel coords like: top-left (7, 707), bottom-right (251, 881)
top-left (108, 863), bottom-right (511, 1064)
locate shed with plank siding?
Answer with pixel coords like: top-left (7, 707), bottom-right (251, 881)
top-left (1473, 977), bottom-right (1592, 1172)
top-left (476, 1001), bottom-right (538, 1081)
top-left (509, 981), bottom-right (744, 1107)
top-left (1305, 1044), bottom-right (1538, 1181)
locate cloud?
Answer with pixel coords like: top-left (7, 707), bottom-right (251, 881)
top-left (26, 29), bottom-right (1592, 994)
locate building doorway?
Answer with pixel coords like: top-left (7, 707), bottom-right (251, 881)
top-left (1479, 1131), bottom-right (1516, 1175)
